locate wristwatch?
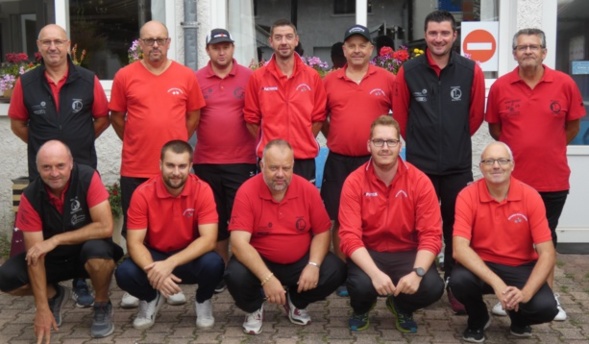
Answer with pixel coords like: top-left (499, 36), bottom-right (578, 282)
top-left (413, 267), bottom-right (426, 277)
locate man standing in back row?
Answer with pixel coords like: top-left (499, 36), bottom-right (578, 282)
top-left (244, 18), bottom-right (327, 181)
top-left (9, 23), bottom-right (110, 310)
top-left (193, 28), bottom-right (256, 293)
top-left (110, 20), bottom-right (206, 307)
top-left (321, 24), bottom-right (395, 296)
top-left (393, 10), bottom-right (485, 314)
top-left (485, 28), bottom-right (586, 321)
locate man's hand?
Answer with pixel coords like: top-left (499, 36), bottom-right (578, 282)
top-left (499, 286), bottom-right (528, 312)
top-left (262, 276), bottom-right (287, 305)
top-left (394, 272), bottom-right (422, 296)
top-left (371, 270), bottom-right (396, 296)
top-left (34, 308), bottom-right (57, 344)
top-left (155, 276), bottom-right (182, 298)
top-left (26, 239), bottom-right (57, 266)
top-left (144, 260), bottom-right (178, 290)
top-left (297, 264), bottom-right (320, 293)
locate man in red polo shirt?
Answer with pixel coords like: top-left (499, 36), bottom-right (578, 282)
top-left (115, 140), bottom-right (224, 331)
top-left (194, 28), bottom-right (256, 293)
top-left (339, 115), bottom-right (444, 333)
top-left (450, 142), bottom-right (558, 342)
top-left (110, 20), bottom-right (205, 307)
top-left (9, 23), bottom-right (109, 309)
top-left (226, 139), bottom-right (345, 335)
top-left (486, 28), bottom-right (586, 321)
top-left (321, 24), bottom-right (395, 296)
top-left (244, 18), bottom-right (327, 181)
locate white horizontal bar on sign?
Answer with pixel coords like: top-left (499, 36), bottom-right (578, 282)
top-left (466, 42), bottom-right (493, 50)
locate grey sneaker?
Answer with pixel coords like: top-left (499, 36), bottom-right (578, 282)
top-left (48, 284), bottom-right (71, 327)
top-left (91, 301), bottom-right (114, 338)
top-left (72, 278), bottom-right (94, 308)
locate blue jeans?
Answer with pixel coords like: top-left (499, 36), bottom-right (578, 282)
top-left (115, 248), bottom-right (224, 303)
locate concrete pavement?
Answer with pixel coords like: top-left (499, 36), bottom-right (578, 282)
top-left (1, 253), bottom-right (588, 343)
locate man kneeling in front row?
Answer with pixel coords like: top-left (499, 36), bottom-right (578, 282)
top-left (0, 140), bottom-right (123, 341)
top-left (450, 142), bottom-right (558, 342)
top-left (115, 140), bottom-right (224, 330)
top-left (225, 139), bottom-right (346, 335)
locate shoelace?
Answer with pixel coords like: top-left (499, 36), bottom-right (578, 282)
top-left (94, 304), bottom-right (109, 321)
top-left (137, 300), bottom-right (150, 319)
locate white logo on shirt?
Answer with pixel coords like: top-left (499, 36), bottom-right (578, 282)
top-left (369, 88), bottom-right (386, 96)
top-left (183, 208), bottom-right (195, 217)
top-left (450, 86), bottom-right (462, 101)
top-left (364, 192), bottom-right (378, 197)
top-left (72, 99), bottom-right (83, 113)
top-left (167, 87), bottom-right (183, 95)
top-left (413, 89), bottom-right (428, 102)
top-left (395, 190), bottom-right (408, 198)
top-left (508, 213), bottom-right (528, 224)
top-left (296, 83), bottom-right (312, 92)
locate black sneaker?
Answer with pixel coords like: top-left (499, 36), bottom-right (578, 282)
top-left (463, 316), bottom-right (492, 343)
top-left (91, 301), bottom-right (114, 338)
top-left (48, 284), bottom-right (71, 327)
top-left (386, 296), bottom-right (417, 333)
top-left (214, 280), bottom-right (226, 294)
top-left (510, 324), bottom-right (532, 337)
top-left (72, 278), bottom-right (94, 308)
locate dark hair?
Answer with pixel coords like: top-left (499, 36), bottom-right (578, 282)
top-left (512, 28), bottom-right (546, 50)
top-left (160, 140), bottom-right (193, 160)
top-left (330, 42), bottom-right (346, 69)
top-left (270, 18), bottom-right (297, 36)
top-left (424, 10), bottom-right (457, 32)
top-left (370, 115), bottom-right (400, 139)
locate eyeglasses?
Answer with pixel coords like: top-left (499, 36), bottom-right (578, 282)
top-left (371, 139), bottom-right (400, 148)
top-left (514, 44), bottom-right (543, 52)
top-left (480, 158), bottom-right (511, 166)
top-left (39, 39), bottom-right (68, 47)
top-left (141, 38), bottom-right (169, 46)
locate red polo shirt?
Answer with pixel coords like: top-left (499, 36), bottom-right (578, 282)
top-left (454, 177), bottom-right (553, 266)
top-left (229, 174), bottom-right (331, 264)
top-left (127, 174), bottom-right (218, 252)
top-left (485, 65), bottom-right (586, 191)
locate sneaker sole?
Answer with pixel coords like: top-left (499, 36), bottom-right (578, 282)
top-left (91, 324), bottom-right (115, 338)
top-left (349, 319), bottom-right (370, 331)
top-left (55, 287), bottom-right (72, 327)
top-left (243, 328), bottom-right (262, 335)
top-left (510, 330), bottom-right (532, 337)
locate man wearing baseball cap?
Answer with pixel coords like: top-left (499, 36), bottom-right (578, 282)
top-left (193, 28), bottom-right (256, 294)
top-left (321, 24), bottom-right (395, 298)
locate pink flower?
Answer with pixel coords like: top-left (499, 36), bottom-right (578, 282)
top-left (393, 50), bottom-right (410, 62)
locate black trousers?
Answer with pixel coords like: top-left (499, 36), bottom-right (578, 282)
top-left (449, 262), bottom-right (558, 329)
top-left (225, 252), bottom-right (346, 313)
top-left (347, 250), bottom-right (444, 314)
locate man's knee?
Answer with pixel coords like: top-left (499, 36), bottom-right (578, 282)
top-left (0, 254), bottom-right (28, 293)
top-left (346, 265), bottom-right (374, 297)
top-left (85, 258), bottom-right (116, 275)
top-left (225, 257), bottom-right (253, 286)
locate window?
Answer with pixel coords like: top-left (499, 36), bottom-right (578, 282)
top-left (0, 0), bottom-right (55, 62)
top-left (556, 0), bottom-right (589, 145)
top-left (334, 0), bottom-right (372, 15)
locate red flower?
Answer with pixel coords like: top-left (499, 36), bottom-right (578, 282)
top-left (379, 46), bottom-right (394, 57)
top-left (5, 52), bottom-right (29, 64)
top-left (34, 52), bottom-right (43, 62)
top-left (392, 50), bottom-right (410, 62)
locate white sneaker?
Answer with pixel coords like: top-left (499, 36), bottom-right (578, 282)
top-left (491, 301), bottom-right (507, 316)
top-left (243, 304), bottom-right (264, 335)
top-left (554, 293), bottom-right (567, 321)
top-left (120, 292), bottom-right (139, 309)
top-left (166, 291), bottom-right (187, 305)
top-left (195, 299), bottom-right (215, 328)
top-left (133, 292), bottom-right (164, 330)
top-left (284, 293), bottom-right (311, 325)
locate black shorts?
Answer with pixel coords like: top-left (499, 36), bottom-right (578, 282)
top-left (320, 152), bottom-right (370, 219)
top-left (0, 239), bottom-right (123, 293)
top-left (193, 163), bottom-right (257, 241)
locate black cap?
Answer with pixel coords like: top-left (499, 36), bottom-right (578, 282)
top-left (206, 28), bottom-right (234, 46)
top-left (344, 24), bottom-right (371, 42)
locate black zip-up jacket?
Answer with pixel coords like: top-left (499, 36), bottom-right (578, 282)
top-left (20, 55), bottom-right (97, 180)
top-left (403, 51), bottom-right (475, 175)
top-left (23, 163), bottom-right (94, 259)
